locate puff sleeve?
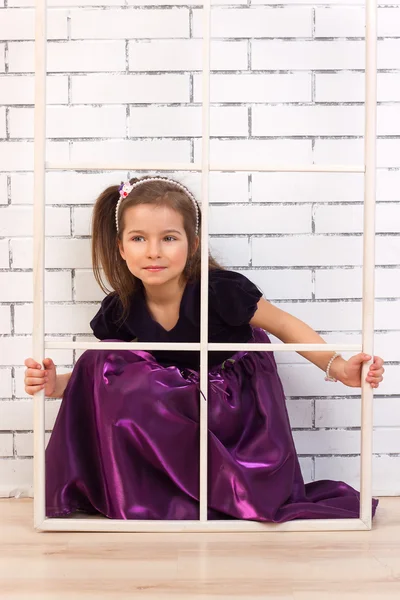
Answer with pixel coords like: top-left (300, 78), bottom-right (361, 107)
top-left (209, 269), bottom-right (263, 327)
top-left (89, 293), bottom-right (134, 341)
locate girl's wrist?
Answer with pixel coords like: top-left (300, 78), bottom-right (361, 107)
top-left (328, 356), bottom-right (348, 384)
top-left (48, 372), bottom-right (71, 398)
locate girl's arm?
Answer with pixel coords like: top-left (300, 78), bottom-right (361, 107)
top-left (249, 298), bottom-right (384, 388)
top-left (48, 372), bottom-right (72, 399)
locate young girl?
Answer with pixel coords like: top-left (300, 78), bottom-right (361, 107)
top-left (25, 176), bottom-right (384, 522)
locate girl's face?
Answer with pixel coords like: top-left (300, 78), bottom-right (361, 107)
top-left (118, 203), bottom-right (197, 287)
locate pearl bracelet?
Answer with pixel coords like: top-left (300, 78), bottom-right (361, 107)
top-left (325, 352), bottom-right (342, 382)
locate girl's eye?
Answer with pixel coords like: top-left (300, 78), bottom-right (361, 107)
top-left (131, 236), bottom-right (176, 242)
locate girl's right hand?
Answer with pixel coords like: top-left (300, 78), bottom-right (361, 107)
top-left (24, 358), bottom-right (57, 397)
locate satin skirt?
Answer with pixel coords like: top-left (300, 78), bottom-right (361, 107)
top-left (45, 328), bottom-right (379, 521)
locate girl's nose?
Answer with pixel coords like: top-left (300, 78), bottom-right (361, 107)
top-left (146, 242), bottom-right (161, 258)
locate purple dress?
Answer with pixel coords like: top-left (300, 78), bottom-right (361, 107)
top-left (45, 269), bottom-right (379, 521)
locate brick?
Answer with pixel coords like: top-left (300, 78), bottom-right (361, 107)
top-left (251, 0), bottom-right (371, 4)
top-left (0, 399), bottom-right (61, 430)
top-left (9, 107), bottom-right (127, 139)
top-left (0, 459), bottom-right (33, 498)
top-left (373, 332), bottom-right (400, 362)
top-left (314, 204), bottom-right (400, 234)
top-left (199, 173), bottom-right (249, 204)
top-left (0, 75), bottom-right (68, 105)
top-left (378, 106), bottom-right (400, 136)
top-left (316, 397), bottom-right (400, 429)
top-left (0, 434), bottom-right (14, 457)
top-left (316, 73), bottom-right (400, 103)
top-left (11, 172), bottom-right (122, 206)
top-left (293, 429), bottom-right (361, 455)
top-left (287, 399), bottom-right (313, 429)
top-left (10, 0), bottom-right (124, 4)
top-left (0, 44), bottom-right (5, 72)
top-left (0, 307), bottom-right (11, 335)
top-left (252, 105), bottom-right (400, 137)
top-left (378, 7), bottom-right (400, 36)
top-left (74, 269), bottom-right (106, 301)
top-left (295, 425), bottom-right (400, 456)
top-left (129, 40), bottom-right (247, 72)
top-left (0, 206), bottom-right (70, 237)
top-left (71, 8), bottom-right (189, 39)
top-left (193, 73), bottom-right (312, 104)
top-left (72, 207), bottom-right (92, 237)
top-left (253, 236), bottom-right (363, 267)
top-left (14, 303), bottom-right (99, 335)
top-left (252, 40), bottom-right (400, 70)
top-left (0, 108), bottom-right (6, 137)
top-left (253, 105), bottom-right (363, 137)
top-left (74, 335), bottom-right (108, 361)
top-left (0, 368), bottom-right (12, 397)
top-left (377, 140), bottom-right (400, 168)
top-left (0, 175), bottom-right (7, 205)
top-left (0, 141), bottom-right (69, 172)
top-left (193, 7), bottom-right (312, 38)
top-left (0, 9), bottom-right (68, 40)
top-left (209, 237), bottom-right (250, 267)
top-left (0, 271), bottom-right (72, 302)
top-left (314, 138), bottom-right (400, 169)
top-left (129, 0), bottom-right (207, 4)
top-left (210, 205), bottom-right (311, 234)
top-left (129, 106), bottom-right (248, 138)
top-left (0, 336), bottom-right (73, 367)
top-left (315, 269), bottom-right (400, 300)
top-left (72, 74), bottom-right (189, 104)
top-left (315, 7), bottom-right (364, 38)
top-left (298, 331), bottom-right (400, 364)
top-left (15, 432), bottom-right (52, 457)
top-left (193, 139), bottom-right (313, 166)
top-left (8, 41), bottom-right (126, 73)
top-left (272, 300), bottom-right (400, 331)
top-left (315, 7), bottom-right (400, 38)
top-left (239, 269), bottom-right (312, 300)
top-left (0, 142), bottom-right (34, 171)
top-left (70, 140), bottom-right (191, 167)
top-left (9, 0), bottom-right (362, 5)
top-left (252, 172), bottom-right (364, 203)
top-left (0, 400), bottom-right (33, 430)
top-left (298, 458), bottom-right (313, 484)
top-left (270, 332), bottom-right (361, 365)
top-left (11, 238), bottom-right (91, 269)
top-left (0, 239), bottom-right (9, 268)
top-left (315, 456), bottom-right (400, 496)
top-left (10, 171), bottom-right (248, 209)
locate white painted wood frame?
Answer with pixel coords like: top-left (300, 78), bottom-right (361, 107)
top-left (33, 0), bottom-right (378, 532)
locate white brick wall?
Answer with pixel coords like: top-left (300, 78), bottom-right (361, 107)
top-left (1, 3), bottom-right (399, 499)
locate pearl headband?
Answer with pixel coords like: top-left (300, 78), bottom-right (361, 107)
top-left (115, 178), bottom-right (200, 235)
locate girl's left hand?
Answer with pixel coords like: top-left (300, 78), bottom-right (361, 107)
top-left (342, 353), bottom-right (385, 388)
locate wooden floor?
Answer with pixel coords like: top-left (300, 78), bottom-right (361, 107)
top-left (0, 498), bottom-right (400, 599)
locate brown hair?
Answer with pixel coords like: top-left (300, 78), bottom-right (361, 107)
top-left (91, 176), bottom-right (224, 322)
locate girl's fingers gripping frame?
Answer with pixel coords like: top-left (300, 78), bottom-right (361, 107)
top-left (28, 385), bottom-right (46, 394)
top-left (26, 376), bottom-right (47, 386)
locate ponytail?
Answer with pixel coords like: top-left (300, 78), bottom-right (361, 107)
top-left (91, 184), bottom-right (138, 323)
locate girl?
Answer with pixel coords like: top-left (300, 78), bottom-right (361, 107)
top-left (25, 176), bottom-right (384, 522)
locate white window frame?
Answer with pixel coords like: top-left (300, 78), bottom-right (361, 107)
top-left (33, 0), bottom-right (377, 532)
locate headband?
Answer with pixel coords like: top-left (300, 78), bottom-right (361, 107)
top-left (115, 177), bottom-right (200, 235)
